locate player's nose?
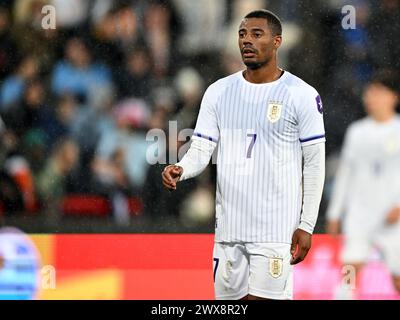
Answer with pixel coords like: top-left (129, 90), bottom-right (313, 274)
top-left (242, 35), bottom-right (252, 44)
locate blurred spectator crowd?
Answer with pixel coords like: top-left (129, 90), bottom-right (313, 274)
top-left (0, 0), bottom-right (399, 230)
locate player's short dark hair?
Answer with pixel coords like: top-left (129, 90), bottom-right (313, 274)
top-left (244, 9), bottom-right (282, 36)
top-left (368, 69), bottom-right (400, 95)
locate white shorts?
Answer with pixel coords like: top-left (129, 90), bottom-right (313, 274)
top-left (213, 242), bottom-right (293, 300)
top-left (342, 223), bottom-right (400, 276)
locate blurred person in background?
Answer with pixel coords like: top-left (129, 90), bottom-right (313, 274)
top-left (0, 4), bottom-right (17, 81)
top-left (90, 6), bottom-right (124, 69)
top-left (51, 36), bottom-right (112, 105)
top-left (92, 97), bottom-right (152, 224)
top-left (115, 45), bottom-right (155, 101)
top-left (2, 150), bottom-right (37, 214)
top-left (36, 138), bottom-right (79, 227)
top-left (326, 71), bottom-right (400, 299)
top-left (0, 167), bottom-right (25, 214)
top-left (1, 78), bottom-right (46, 138)
top-left (173, 0), bottom-right (226, 82)
top-left (173, 0), bottom-right (226, 55)
top-left (111, 3), bottom-right (139, 53)
top-left (38, 93), bottom-right (79, 148)
top-left (13, 0), bottom-right (48, 25)
top-left (12, 0), bottom-right (59, 73)
top-left (0, 115), bottom-right (29, 215)
top-left (142, 87), bottom-right (195, 219)
top-left (0, 79), bottom-right (48, 214)
top-left (0, 55), bottom-right (39, 110)
top-left (142, 0), bottom-right (181, 78)
top-left (70, 85), bottom-right (115, 192)
top-left (93, 98), bottom-right (151, 202)
top-left (173, 67), bottom-right (204, 133)
top-left (50, 0), bottom-right (89, 30)
top-left (21, 129), bottom-right (48, 175)
top-left (92, 147), bottom-right (132, 226)
top-left (71, 84), bottom-right (114, 151)
top-left (143, 69), bottom-right (208, 221)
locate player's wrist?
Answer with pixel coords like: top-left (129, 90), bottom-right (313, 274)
top-left (298, 222), bottom-right (314, 235)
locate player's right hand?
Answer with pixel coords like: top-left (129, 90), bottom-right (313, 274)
top-left (326, 219), bottom-right (340, 236)
top-left (385, 207), bottom-right (400, 225)
top-left (162, 165), bottom-right (183, 191)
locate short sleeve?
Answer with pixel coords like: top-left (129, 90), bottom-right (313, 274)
top-left (192, 84), bottom-right (220, 144)
top-left (296, 87), bottom-right (326, 146)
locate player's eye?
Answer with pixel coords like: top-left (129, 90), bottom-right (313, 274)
top-left (254, 33), bottom-right (262, 38)
top-left (239, 32), bottom-right (245, 38)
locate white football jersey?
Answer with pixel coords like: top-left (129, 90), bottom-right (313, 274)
top-left (193, 70), bottom-right (325, 243)
top-left (327, 116), bottom-right (400, 236)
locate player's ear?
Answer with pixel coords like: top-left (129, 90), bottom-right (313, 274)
top-left (274, 35), bottom-right (282, 49)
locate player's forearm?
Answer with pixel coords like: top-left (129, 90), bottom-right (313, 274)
top-left (299, 142), bottom-right (325, 234)
top-left (325, 157), bottom-right (352, 221)
top-left (175, 136), bottom-right (216, 181)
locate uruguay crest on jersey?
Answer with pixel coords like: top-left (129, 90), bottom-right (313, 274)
top-left (267, 102), bottom-right (282, 123)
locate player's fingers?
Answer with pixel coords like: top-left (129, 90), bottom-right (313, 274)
top-left (298, 246), bottom-right (310, 261)
top-left (162, 175), bottom-right (176, 190)
top-left (290, 254), bottom-right (303, 265)
top-left (290, 248), bottom-right (305, 265)
top-left (290, 235), bottom-right (298, 256)
top-left (290, 243), bottom-right (297, 256)
top-left (171, 166), bottom-right (181, 174)
top-left (162, 169), bottom-right (173, 183)
top-left (162, 180), bottom-right (175, 190)
top-left (289, 244), bottom-right (298, 265)
top-left (171, 167), bottom-right (183, 179)
top-left (291, 239), bottom-right (310, 265)
top-left (161, 172), bottom-right (172, 184)
top-left (163, 183), bottom-right (176, 191)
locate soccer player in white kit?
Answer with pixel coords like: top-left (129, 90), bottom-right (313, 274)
top-left (162, 10), bottom-right (326, 300)
top-left (326, 71), bottom-right (400, 297)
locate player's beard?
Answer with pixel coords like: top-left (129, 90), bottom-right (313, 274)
top-left (244, 55), bottom-right (271, 70)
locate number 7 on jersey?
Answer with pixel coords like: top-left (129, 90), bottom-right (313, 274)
top-left (246, 133), bottom-right (257, 158)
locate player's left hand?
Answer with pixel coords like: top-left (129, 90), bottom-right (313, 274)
top-left (385, 207), bottom-right (400, 225)
top-left (290, 228), bottom-right (312, 265)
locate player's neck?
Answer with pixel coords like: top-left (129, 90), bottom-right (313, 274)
top-left (243, 62), bottom-right (283, 84)
top-left (371, 112), bottom-right (396, 123)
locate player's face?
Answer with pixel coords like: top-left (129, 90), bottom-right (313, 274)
top-left (363, 83), bottom-right (398, 118)
top-left (238, 18), bottom-right (281, 70)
